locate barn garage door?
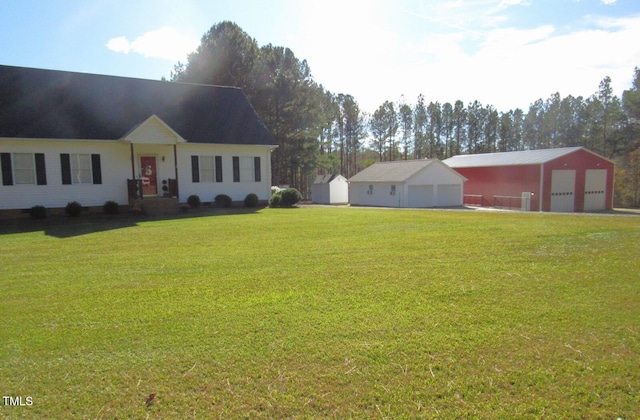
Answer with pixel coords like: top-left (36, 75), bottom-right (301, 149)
top-left (408, 185), bottom-right (434, 207)
top-left (550, 170), bottom-right (576, 212)
top-left (437, 184), bottom-right (461, 206)
top-left (584, 169), bottom-right (607, 211)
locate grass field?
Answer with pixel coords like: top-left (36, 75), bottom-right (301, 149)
top-left (1, 207), bottom-right (639, 418)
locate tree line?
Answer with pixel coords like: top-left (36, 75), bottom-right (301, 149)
top-left (172, 21), bottom-right (640, 207)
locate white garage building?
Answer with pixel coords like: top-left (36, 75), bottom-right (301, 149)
top-left (348, 159), bottom-right (467, 208)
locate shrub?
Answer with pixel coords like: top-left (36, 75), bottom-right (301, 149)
top-left (187, 195), bottom-right (201, 208)
top-left (30, 205), bottom-right (47, 220)
top-left (280, 188), bottom-right (302, 207)
top-left (269, 193), bottom-right (282, 208)
top-left (65, 201), bottom-right (83, 217)
top-left (244, 193), bottom-right (259, 208)
top-left (103, 200), bottom-right (120, 215)
top-left (215, 194), bottom-right (232, 208)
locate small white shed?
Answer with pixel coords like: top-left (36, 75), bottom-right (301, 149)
top-left (348, 159), bottom-right (467, 208)
top-left (311, 174), bottom-right (349, 204)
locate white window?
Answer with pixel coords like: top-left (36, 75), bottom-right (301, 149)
top-left (200, 156), bottom-right (215, 183)
top-left (13, 153), bottom-right (35, 184)
top-left (71, 154), bottom-right (92, 184)
top-left (368, 185), bottom-right (373, 195)
top-left (390, 185), bottom-right (396, 195)
top-left (240, 157), bottom-right (254, 182)
top-left (233, 156), bottom-right (260, 182)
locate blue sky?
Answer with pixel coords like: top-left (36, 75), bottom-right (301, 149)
top-left (1, 0), bottom-right (639, 114)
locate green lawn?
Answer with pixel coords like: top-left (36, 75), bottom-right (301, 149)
top-left (1, 207), bottom-right (639, 418)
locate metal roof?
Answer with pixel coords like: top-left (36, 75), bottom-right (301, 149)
top-left (0, 65), bottom-right (276, 146)
top-left (349, 159), bottom-right (439, 183)
top-left (442, 147), bottom-right (585, 168)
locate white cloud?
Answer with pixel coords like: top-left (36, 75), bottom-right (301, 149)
top-left (498, 0), bottom-right (531, 9)
top-left (425, 14), bottom-right (640, 110)
top-left (332, 11), bottom-right (640, 114)
top-left (106, 26), bottom-right (198, 61)
top-left (106, 36), bottom-right (130, 54)
top-left (601, 0), bottom-right (616, 4)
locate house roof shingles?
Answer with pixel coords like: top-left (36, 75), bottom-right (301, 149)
top-left (349, 160), bottom-right (438, 183)
top-left (0, 65), bottom-right (275, 146)
top-left (313, 174), bottom-right (345, 184)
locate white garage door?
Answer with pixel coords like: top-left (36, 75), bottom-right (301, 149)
top-left (437, 184), bottom-right (462, 206)
top-left (584, 169), bottom-right (607, 212)
top-left (408, 185), bottom-right (434, 207)
top-left (550, 170), bottom-right (576, 212)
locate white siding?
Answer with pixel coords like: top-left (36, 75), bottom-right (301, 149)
top-left (176, 144), bottom-right (272, 202)
top-left (348, 161), bottom-right (464, 208)
top-left (312, 176), bottom-right (348, 204)
top-left (1, 139), bottom-right (130, 210)
top-left (329, 177), bottom-right (349, 204)
top-left (126, 117), bottom-right (179, 144)
top-left (349, 182), bottom-right (402, 207)
top-left (311, 184), bottom-right (329, 204)
top-left (1, 139), bottom-right (273, 210)
top-left (406, 161), bottom-right (461, 186)
top-left (406, 162), bottom-right (464, 207)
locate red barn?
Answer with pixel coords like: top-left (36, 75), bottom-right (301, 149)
top-left (442, 147), bottom-right (614, 212)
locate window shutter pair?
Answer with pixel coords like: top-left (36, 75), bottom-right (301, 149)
top-left (60, 154), bottom-right (102, 185)
top-left (1, 153), bottom-right (47, 185)
top-left (192, 156), bottom-right (223, 182)
top-left (232, 156), bottom-right (261, 182)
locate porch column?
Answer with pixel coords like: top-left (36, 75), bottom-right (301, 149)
top-left (130, 143), bottom-right (136, 179)
top-left (173, 144), bottom-right (179, 200)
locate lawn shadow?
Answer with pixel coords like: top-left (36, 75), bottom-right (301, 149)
top-left (0, 206), bottom-right (264, 238)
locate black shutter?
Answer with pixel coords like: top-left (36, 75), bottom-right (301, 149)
top-left (35, 153), bottom-right (47, 185)
top-left (215, 156), bottom-right (223, 182)
top-left (91, 154), bottom-right (102, 185)
top-left (60, 154), bottom-right (72, 185)
top-left (254, 157), bottom-right (261, 182)
top-left (232, 157), bottom-right (240, 182)
top-left (1, 153), bottom-right (13, 186)
top-left (191, 155), bottom-right (199, 183)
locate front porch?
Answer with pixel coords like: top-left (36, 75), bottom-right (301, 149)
top-left (129, 196), bottom-right (180, 216)
top-left (127, 178), bottom-right (178, 201)
top-left (128, 178), bottom-right (179, 215)
top-left (121, 114), bottom-right (186, 211)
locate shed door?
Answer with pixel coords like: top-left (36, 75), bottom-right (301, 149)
top-left (408, 185), bottom-right (434, 207)
top-left (584, 169), bottom-right (607, 212)
top-left (437, 184), bottom-right (462, 207)
top-left (550, 170), bottom-right (575, 212)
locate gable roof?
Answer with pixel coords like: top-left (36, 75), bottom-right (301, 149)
top-left (349, 159), bottom-right (458, 183)
top-left (442, 147), bottom-right (593, 168)
top-left (0, 65), bottom-right (275, 146)
top-left (313, 174), bottom-right (346, 184)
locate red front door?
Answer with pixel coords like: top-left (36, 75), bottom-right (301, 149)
top-left (140, 156), bottom-right (158, 196)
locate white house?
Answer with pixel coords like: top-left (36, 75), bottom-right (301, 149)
top-left (311, 174), bottom-right (348, 204)
top-left (0, 65), bottom-right (277, 215)
top-left (348, 159), bottom-right (467, 208)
